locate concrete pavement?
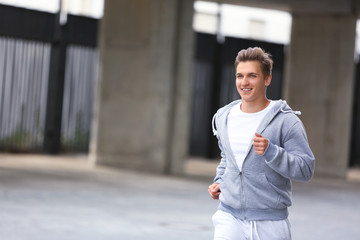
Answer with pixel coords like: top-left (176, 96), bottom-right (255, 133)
top-left (0, 154), bottom-right (359, 240)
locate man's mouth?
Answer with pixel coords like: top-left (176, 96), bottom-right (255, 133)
top-left (241, 88), bottom-right (252, 92)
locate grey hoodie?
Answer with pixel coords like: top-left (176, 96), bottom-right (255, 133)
top-left (212, 99), bottom-right (315, 221)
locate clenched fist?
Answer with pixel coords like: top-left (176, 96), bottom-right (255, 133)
top-left (253, 132), bottom-right (269, 155)
top-left (208, 183), bottom-right (220, 200)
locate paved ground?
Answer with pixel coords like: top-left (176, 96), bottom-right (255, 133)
top-left (0, 154), bottom-right (359, 240)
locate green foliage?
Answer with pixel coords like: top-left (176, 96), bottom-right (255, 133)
top-left (0, 127), bottom-right (32, 151)
top-left (61, 112), bottom-right (90, 152)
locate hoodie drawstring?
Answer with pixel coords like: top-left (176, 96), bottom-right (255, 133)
top-left (250, 221), bottom-right (261, 240)
top-left (281, 109), bottom-right (301, 115)
top-left (212, 114), bottom-right (218, 136)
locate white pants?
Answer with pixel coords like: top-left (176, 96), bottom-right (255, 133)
top-left (212, 210), bottom-right (292, 240)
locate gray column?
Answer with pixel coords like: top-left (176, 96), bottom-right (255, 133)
top-left (284, 14), bottom-right (356, 178)
top-left (90, 0), bottom-right (194, 174)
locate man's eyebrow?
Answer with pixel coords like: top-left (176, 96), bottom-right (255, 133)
top-left (236, 72), bottom-right (258, 75)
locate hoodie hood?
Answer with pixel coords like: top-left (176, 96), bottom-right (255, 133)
top-left (212, 99), bottom-right (301, 137)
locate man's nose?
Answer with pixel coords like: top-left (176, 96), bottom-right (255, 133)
top-left (241, 77), bottom-right (249, 85)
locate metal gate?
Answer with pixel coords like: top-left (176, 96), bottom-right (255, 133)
top-left (0, 4), bottom-right (98, 153)
top-left (350, 59), bottom-right (360, 167)
top-left (0, 37), bottom-right (50, 151)
top-left (61, 45), bottom-right (98, 151)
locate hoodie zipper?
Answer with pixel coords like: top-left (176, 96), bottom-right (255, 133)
top-left (240, 171), bottom-right (247, 219)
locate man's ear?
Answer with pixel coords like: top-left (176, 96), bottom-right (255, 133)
top-left (265, 75), bottom-right (272, 87)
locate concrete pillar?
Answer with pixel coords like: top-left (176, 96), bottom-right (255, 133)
top-left (284, 14), bottom-right (356, 178)
top-left (90, 0), bottom-right (194, 174)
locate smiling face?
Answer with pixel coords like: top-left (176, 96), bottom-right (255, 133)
top-left (236, 61), bottom-right (271, 107)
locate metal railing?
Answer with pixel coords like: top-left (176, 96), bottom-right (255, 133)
top-left (61, 45), bottom-right (98, 151)
top-left (0, 37), bottom-right (51, 151)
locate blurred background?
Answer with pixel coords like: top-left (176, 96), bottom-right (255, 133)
top-left (0, 0), bottom-right (359, 177)
top-left (0, 0), bottom-right (359, 239)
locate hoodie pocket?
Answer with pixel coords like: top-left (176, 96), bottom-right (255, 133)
top-left (244, 171), bottom-right (281, 209)
top-left (219, 169), bottom-right (242, 209)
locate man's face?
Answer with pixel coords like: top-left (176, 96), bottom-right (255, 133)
top-left (235, 61), bottom-right (271, 104)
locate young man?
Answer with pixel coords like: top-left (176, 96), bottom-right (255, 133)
top-left (208, 47), bottom-right (315, 240)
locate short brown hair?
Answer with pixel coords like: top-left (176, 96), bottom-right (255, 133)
top-left (234, 47), bottom-right (273, 77)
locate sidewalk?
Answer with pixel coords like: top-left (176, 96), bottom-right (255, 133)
top-left (0, 154), bottom-right (359, 240)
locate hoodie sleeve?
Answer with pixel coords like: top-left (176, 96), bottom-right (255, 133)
top-left (214, 137), bottom-right (227, 184)
top-left (263, 121), bottom-right (315, 182)
top-left (212, 113), bottom-right (226, 184)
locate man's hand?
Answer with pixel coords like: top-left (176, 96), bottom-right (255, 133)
top-left (253, 132), bottom-right (269, 155)
top-left (208, 183), bottom-right (220, 200)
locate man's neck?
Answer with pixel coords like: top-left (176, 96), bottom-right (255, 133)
top-left (240, 99), bottom-right (270, 113)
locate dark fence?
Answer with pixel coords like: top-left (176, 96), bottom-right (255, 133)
top-left (189, 32), bottom-right (285, 159)
top-left (350, 59), bottom-right (360, 167)
top-left (61, 45), bottom-right (98, 152)
top-left (0, 37), bottom-right (51, 151)
top-left (0, 4), bottom-right (98, 153)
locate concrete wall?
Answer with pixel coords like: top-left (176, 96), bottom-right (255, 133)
top-left (284, 15), bottom-right (356, 178)
top-left (90, 0), bottom-right (194, 174)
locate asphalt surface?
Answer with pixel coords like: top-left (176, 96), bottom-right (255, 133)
top-left (0, 154), bottom-right (359, 240)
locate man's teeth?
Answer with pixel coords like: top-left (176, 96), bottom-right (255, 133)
top-left (242, 88), bottom-right (251, 91)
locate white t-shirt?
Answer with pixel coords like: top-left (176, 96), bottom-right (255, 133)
top-left (227, 101), bottom-right (275, 171)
